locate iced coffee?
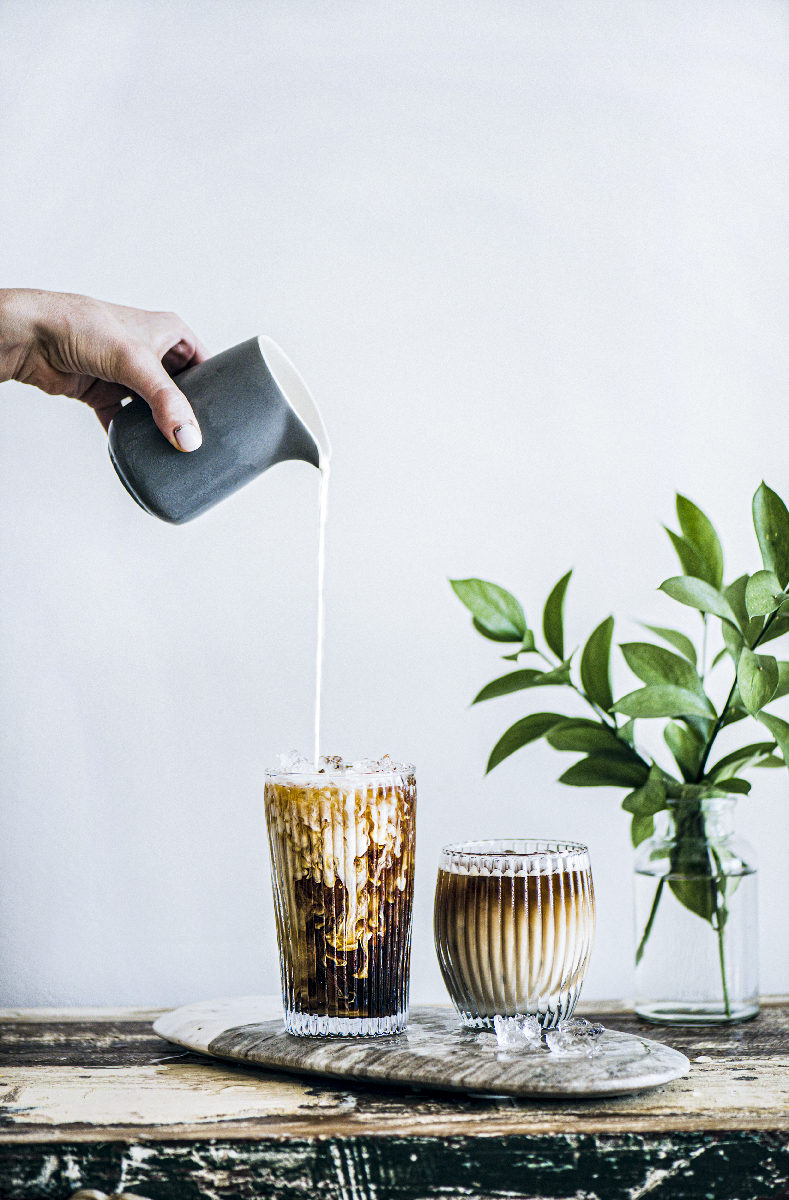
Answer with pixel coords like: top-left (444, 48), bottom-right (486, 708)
top-left (265, 754), bottom-right (416, 1036)
top-left (434, 840), bottom-right (595, 1029)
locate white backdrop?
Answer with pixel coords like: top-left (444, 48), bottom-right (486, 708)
top-left (1, 0), bottom-right (787, 1007)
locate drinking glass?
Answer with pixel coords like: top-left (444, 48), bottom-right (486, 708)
top-left (434, 839), bottom-right (595, 1029)
top-left (265, 762), bottom-right (416, 1036)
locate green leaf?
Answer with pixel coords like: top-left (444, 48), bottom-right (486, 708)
top-left (631, 813), bottom-right (655, 847)
top-left (757, 613), bottom-right (789, 646)
top-left (451, 578), bottom-right (526, 642)
top-left (664, 721), bottom-right (703, 782)
top-left (620, 642), bottom-right (704, 695)
top-left (664, 528), bottom-right (708, 582)
top-left (559, 754), bottom-right (649, 788)
top-left (713, 778), bottom-right (752, 795)
top-left (754, 754), bottom-right (785, 768)
top-left (706, 741), bottom-right (776, 783)
top-left (675, 494), bottom-right (725, 589)
top-left (613, 685), bottom-right (714, 719)
top-left (580, 616), bottom-right (614, 712)
top-left (682, 713), bottom-right (715, 743)
top-left (724, 576), bottom-right (764, 646)
top-left (546, 718), bottom-right (643, 760)
top-left (757, 711), bottom-right (789, 766)
top-left (736, 647), bottom-right (779, 716)
top-left (486, 712), bottom-right (564, 773)
top-left (745, 570), bottom-right (785, 619)
top-left (669, 878), bottom-right (716, 924)
top-left (640, 624), bottom-right (697, 667)
top-left (720, 700), bottom-right (748, 729)
top-left (471, 617), bottom-right (519, 643)
top-left (621, 764), bottom-right (668, 816)
top-left (753, 482), bottom-right (789, 589)
top-left (771, 661), bottom-right (789, 702)
top-left (659, 577), bottom-right (739, 628)
top-left (722, 619), bottom-right (745, 665)
top-left (710, 648), bottom-right (728, 670)
top-left (473, 669), bottom-right (541, 702)
top-left (542, 569), bottom-right (571, 661)
top-left (472, 661), bottom-right (572, 704)
top-left (619, 718), bottom-right (636, 747)
top-left (501, 630), bottom-right (538, 661)
top-left (724, 575), bottom-right (749, 629)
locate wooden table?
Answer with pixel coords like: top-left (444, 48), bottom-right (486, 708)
top-left (1, 999), bottom-right (788, 1199)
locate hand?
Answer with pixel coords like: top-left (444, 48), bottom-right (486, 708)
top-left (0, 289), bottom-right (209, 451)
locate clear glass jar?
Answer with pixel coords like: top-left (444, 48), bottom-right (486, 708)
top-left (434, 840), bottom-right (595, 1029)
top-left (634, 797), bottom-right (758, 1025)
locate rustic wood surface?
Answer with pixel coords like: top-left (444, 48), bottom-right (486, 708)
top-left (1, 999), bottom-right (788, 1199)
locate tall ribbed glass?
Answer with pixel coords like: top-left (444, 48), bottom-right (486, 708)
top-left (434, 840), bottom-right (595, 1029)
top-left (265, 764), bottom-right (416, 1036)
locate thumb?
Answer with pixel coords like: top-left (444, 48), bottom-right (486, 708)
top-left (117, 342), bottom-right (203, 452)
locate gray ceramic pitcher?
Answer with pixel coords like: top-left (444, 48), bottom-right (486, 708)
top-left (108, 336), bottom-right (331, 524)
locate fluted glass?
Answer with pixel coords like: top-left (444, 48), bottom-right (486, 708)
top-left (434, 839), bottom-right (595, 1029)
top-left (265, 764), bottom-right (416, 1036)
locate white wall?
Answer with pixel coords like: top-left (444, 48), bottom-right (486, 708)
top-left (1, 0), bottom-right (787, 1007)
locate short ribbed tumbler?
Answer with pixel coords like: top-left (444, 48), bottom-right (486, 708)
top-left (265, 763), bottom-right (416, 1036)
top-left (434, 840), bottom-right (595, 1029)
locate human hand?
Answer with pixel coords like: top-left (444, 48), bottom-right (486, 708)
top-left (0, 289), bottom-right (209, 451)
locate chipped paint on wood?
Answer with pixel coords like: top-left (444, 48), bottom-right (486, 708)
top-left (2, 1133), bottom-right (789, 1199)
top-left (2, 1004), bottom-right (789, 1198)
top-left (0, 1063), bottom-right (340, 1128)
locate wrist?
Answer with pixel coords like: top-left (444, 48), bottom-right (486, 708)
top-left (0, 289), bottom-right (39, 383)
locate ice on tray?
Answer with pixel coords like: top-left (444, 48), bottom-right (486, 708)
top-left (493, 1013), bottom-right (542, 1050)
top-left (545, 1017), bottom-right (605, 1057)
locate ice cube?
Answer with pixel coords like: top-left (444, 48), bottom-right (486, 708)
top-left (493, 1013), bottom-right (542, 1050)
top-left (350, 759), bottom-right (380, 773)
top-left (378, 754), bottom-right (396, 773)
top-left (318, 755), bottom-right (346, 773)
top-left (276, 750), bottom-right (312, 773)
top-left (545, 1018), bottom-right (604, 1057)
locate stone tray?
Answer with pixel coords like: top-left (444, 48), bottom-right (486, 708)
top-left (153, 998), bottom-right (689, 1099)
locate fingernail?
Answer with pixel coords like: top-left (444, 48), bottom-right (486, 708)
top-left (174, 423), bottom-right (202, 452)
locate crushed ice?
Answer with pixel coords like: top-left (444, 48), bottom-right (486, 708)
top-left (319, 754), bottom-right (346, 772)
top-left (274, 752), bottom-right (405, 775)
top-left (276, 750), bottom-right (313, 772)
top-left (494, 1014), bottom-right (604, 1057)
top-left (493, 1013), bottom-right (541, 1049)
top-left (545, 1018), bottom-right (605, 1057)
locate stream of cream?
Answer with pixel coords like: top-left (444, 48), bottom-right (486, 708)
top-left (314, 461), bottom-right (330, 766)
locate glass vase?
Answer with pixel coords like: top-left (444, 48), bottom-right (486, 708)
top-left (634, 796), bottom-right (758, 1025)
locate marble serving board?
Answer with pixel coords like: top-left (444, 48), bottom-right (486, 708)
top-left (153, 998), bottom-right (689, 1099)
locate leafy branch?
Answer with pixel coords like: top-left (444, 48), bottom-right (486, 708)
top-left (452, 483), bottom-right (789, 1005)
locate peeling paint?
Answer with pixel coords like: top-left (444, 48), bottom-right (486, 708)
top-left (1, 1132), bottom-right (789, 1199)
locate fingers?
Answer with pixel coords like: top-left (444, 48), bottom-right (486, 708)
top-left (162, 333), bottom-right (210, 375)
top-left (115, 343), bottom-right (203, 452)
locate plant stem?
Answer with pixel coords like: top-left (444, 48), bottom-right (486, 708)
top-left (695, 680), bottom-right (737, 782)
top-left (570, 682), bottom-right (618, 730)
top-left (717, 921), bottom-right (732, 1019)
top-left (635, 877), bottom-right (664, 965)
top-left (694, 607), bottom-right (780, 783)
top-left (710, 846), bottom-right (732, 1018)
top-left (537, 649), bottom-right (618, 731)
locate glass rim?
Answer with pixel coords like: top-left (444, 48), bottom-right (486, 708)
top-left (440, 838), bottom-right (589, 858)
top-left (266, 761), bottom-right (415, 779)
top-left (665, 794), bottom-right (735, 807)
